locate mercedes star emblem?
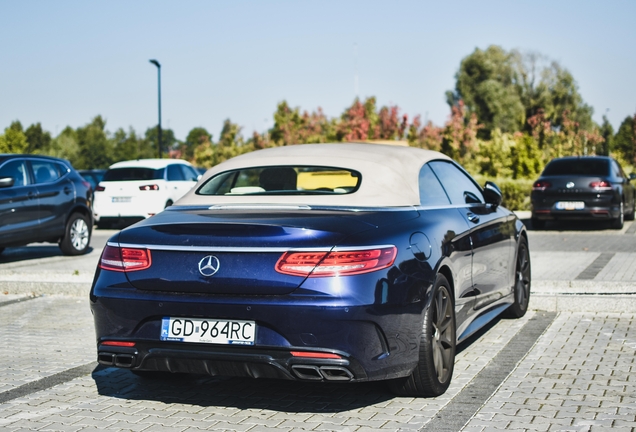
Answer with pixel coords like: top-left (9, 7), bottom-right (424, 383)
top-left (198, 255), bottom-right (220, 277)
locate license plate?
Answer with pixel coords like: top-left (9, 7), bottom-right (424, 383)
top-left (160, 317), bottom-right (256, 345)
top-left (556, 201), bottom-right (585, 210)
top-left (112, 197), bottom-right (131, 203)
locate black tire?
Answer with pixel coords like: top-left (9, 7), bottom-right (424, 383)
top-left (59, 213), bottom-right (91, 255)
top-left (531, 218), bottom-right (545, 230)
top-left (625, 199), bottom-right (635, 221)
top-left (504, 237), bottom-right (531, 318)
top-left (612, 202), bottom-right (624, 229)
top-left (0, 247), bottom-right (4, 256)
top-left (389, 274), bottom-right (456, 397)
top-left (165, 200), bottom-right (173, 209)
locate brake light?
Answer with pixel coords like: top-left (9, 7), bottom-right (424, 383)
top-left (99, 245), bottom-right (152, 272)
top-left (101, 341), bottom-right (136, 347)
top-left (590, 180), bottom-right (612, 191)
top-left (82, 180), bottom-right (91, 189)
top-left (139, 184), bottom-right (159, 191)
top-left (276, 246), bottom-right (397, 277)
top-left (95, 185), bottom-right (105, 192)
top-left (532, 181), bottom-right (551, 191)
top-left (290, 351), bottom-right (342, 359)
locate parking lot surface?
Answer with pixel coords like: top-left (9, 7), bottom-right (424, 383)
top-left (0, 220), bottom-right (635, 431)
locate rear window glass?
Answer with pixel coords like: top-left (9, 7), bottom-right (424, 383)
top-left (103, 167), bottom-right (165, 181)
top-left (197, 166), bottom-right (361, 196)
top-left (542, 159), bottom-right (609, 176)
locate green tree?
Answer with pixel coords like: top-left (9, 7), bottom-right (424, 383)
top-left (145, 126), bottom-right (177, 157)
top-left (0, 126), bottom-right (28, 153)
top-left (184, 127), bottom-right (212, 160)
top-left (614, 115), bottom-right (636, 164)
top-left (194, 119), bottom-right (246, 168)
top-left (598, 115), bottom-right (614, 156)
top-left (447, 45), bottom-right (525, 139)
top-left (449, 46), bottom-right (595, 139)
top-left (111, 128), bottom-right (154, 162)
top-left (25, 123), bottom-right (52, 153)
top-left (270, 101), bottom-right (335, 146)
top-left (47, 127), bottom-right (79, 162)
top-left (74, 116), bottom-right (114, 169)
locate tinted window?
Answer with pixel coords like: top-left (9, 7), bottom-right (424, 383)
top-left (167, 164), bottom-right (185, 181)
top-left (181, 165), bottom-right (199, 181)
top-left (103, 167), bottom-right (165, 181)
top-left (0, 160), bottom-right (30, 187)
top-left (31, 161), bottom-right (62, 184)
top-left (542, 159), bottom-right (609, 176)
top-left (419, 164), bottom-right (450, 206)
top-left (198, 166), bottom-right (361, 196)
top-left (429, 161), bottom-right (484, 205)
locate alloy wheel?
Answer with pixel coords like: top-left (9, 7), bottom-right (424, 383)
top-left (70, 218), bottom-right (89, 251)
top-left (430, 285), bottom-right (454, 383)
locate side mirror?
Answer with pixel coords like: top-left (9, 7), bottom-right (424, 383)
top-left (629, 173), bottom-right (636, 181)
top-left (483, 181), bottom-right (503, 207)
top-left (0, 177), bottom-right (15, 188)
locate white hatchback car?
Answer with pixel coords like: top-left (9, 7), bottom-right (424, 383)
top-left (93, 159), bottom-right (200, 228)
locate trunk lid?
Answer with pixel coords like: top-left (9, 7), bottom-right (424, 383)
top-left (116, 206), bottom-right (416, 295)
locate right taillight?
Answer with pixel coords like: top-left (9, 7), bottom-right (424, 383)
top-left (276, 246), bottom-right (397, 277)
top-left (99, 245), bottom-right (152, 272)
top-left (590, 180), bottom-right (612, 191)
top-left (532, 180), bottom-right (551, 191)
top-left (95, 185), bottom-right (105, 192)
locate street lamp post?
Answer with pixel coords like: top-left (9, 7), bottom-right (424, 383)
top-left (149, 59), bottom-right (162, 158)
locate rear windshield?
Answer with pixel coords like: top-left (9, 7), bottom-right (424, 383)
top-left (197, 166), bottom-right (361, 196)
top-left (103, 167), bottom-right (165, 181)
top-left (542, 159), bottom-right (609, 176)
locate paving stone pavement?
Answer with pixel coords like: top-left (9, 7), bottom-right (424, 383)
top-left (1, 224), bottom-right (636, 430)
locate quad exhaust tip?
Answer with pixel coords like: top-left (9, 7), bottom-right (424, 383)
top-left (98, 352), bottom-right (136, 368)
top-left (291, 365), bottom-right (353, 381)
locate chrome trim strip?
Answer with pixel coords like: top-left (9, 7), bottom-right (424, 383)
top-left (107, 242), bottom-right (395, 253)
top-left (208, 204), bottom-right (312, 210)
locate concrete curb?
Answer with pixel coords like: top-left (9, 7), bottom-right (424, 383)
top-left (0, 281), bottom-right (90, 297)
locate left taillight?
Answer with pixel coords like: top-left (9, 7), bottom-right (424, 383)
top-left (99, 245), bottom-right (152, 272)
top-left (276, 246), bottom-right (397, 277)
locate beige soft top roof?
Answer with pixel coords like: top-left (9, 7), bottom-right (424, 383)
top-left (177, 143), bottom-right (452, 207)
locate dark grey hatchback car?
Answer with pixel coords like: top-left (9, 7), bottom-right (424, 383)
top-left (0, 154), bottom-right (93, 256)
top-left (531, 156), bottom-right (636, 229)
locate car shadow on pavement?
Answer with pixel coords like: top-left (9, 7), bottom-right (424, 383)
top-left (92, 366), bottom-right (394, 412)
top-left (0, 246), bottom-right (94, 263)
top-left (90, 316), bottom-right (503, 411)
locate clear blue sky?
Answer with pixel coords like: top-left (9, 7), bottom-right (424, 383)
top-left (1, 0), bottom-right (634, 141)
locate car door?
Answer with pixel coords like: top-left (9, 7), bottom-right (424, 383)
top-left (30, 159), bottom-right (75, 238)
top-left (166, 164), bottom-right (198, 202)
top-left (429, 160), bottom-right (516, 310)
top-left (418, 163), bottom-right (475, 325)
top-left (0, 159), bottom-right (41, 245)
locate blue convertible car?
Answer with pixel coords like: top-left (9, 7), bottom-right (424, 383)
top-left (90, 143), bottom-right (531, 397)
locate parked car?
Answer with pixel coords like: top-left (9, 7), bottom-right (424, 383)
top-left (0, 154), bottom-right (92, 256)
top-left (78, 169), bottom-right (106, 198)
top-left (92, 159), bottom-right (199, 228)
top-left (531, 156), bottom-right (636, 229)
top-left (90, 143), bottom-right (530, 397)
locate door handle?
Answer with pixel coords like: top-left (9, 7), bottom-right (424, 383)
top-left (64, 187), bottom-right (72, 195)
top-left (466, 212), bottom-right (480, 223)
top-left (27, 191), bottom-right (37, 199)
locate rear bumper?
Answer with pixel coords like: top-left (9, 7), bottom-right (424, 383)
top-left (90, 281), bottom-right (424, 383)
top-left (531, 205), bottom-right (620, 221)
top-left (96, 341), bottom-right (363, 382)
